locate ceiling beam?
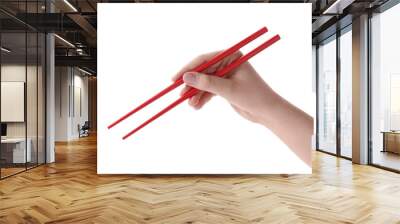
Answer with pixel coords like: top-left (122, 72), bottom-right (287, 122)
top-left (323, 0), bottom-right (356, 14)
top-left (67, 13), bottom-right (97, 40)
top-left (55, 55), bottom-right (96, 69)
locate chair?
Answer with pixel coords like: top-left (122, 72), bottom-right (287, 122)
top-left (79, 121), bottom-right (90, 138)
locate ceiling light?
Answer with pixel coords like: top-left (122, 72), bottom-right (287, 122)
top-left (323, 0), bottom-right (355, 15)
top-left (76, 48), bottom-right (85, 55)
top-left (78, 67), bottom-right (93, 76)
top-left (1, 47), bottom-right (11, 53)
top-left (63, 0), bottom-right (78, 12)
top-left (54, 34), bottom-right (75, 48)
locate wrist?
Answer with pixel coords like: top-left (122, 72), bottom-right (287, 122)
top-left (258, 90), bottom-right (284, 128)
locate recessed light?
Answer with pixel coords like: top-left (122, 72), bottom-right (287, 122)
top-left (78, 67), bottom-right (93, 76)
top-left (323, 0), bottom-right (354, 15)
top-left (1, 47), bottom-right (11, 53)
top-left (63, 0), bottom-right (78, 12)
top-left (54, 34), bottom-right (75, 48)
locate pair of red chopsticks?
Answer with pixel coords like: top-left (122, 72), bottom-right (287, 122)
top-left (108, 27), bottom-right (281, 140)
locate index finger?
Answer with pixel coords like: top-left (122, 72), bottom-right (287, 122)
top-left (171, 51), bottom-right (221, 82)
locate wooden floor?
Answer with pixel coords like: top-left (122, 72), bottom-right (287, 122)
top-left (1, 134), bottom-right (400, 223)
top-left (1, 163), bottom-right (43, 178)
top-left (0, 167), bottom-right (26, 178)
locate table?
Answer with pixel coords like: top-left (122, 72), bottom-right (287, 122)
top-left (381, 131), bottom-right (400, 154)
top-left (1, 138), bottom-right (32, 164)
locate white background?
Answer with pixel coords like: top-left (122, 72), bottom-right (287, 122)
top-left (98, 3), bottom-right (313, 174)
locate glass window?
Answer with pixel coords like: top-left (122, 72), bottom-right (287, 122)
top-left (339, 28), bottom-right (352, 158)
top-left (318, 36), bottom-right (337, 154)
top-left (0, 1), bottom-right (46, 179)
top-left (1, 31), bottom-right (28, 177)
top-left (371, 3), bottom-right (400, 171)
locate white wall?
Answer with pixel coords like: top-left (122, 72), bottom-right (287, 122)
top-left (1, 66), bottom-right (26, 137)
top-left (55, 67), bottom-right (89, 141)
top-left (1, 63), bottom-right (46, 164)
top-left (1, 65), bottom-right (40, 138)
top-left (71, 72), bottom-right (89, 138)
top-left (55, 67), bottom-right (70, 141)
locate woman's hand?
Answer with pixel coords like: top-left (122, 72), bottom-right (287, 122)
top-left (172, 51), bottom-right (278, 124)
top-left (173, 51), bottom-right (313, 167)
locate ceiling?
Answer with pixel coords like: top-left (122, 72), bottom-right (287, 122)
top-left (0, 0), bottom-right (393, 74)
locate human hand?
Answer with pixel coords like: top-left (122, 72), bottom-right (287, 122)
top-left (173, 51), bottom-right (313, 167)
top-left (172, 51), bottom-right (279, 124)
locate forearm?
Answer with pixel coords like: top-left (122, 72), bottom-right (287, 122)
top-left (260, 91), bottom-right (313, 167)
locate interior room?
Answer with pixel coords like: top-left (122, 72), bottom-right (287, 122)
top-left (0, 27), bottom-right (46, 178)
top-left (0, 0), bottom-right (400, 223)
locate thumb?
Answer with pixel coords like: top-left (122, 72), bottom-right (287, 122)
top-left (183, 72), bottom-right (233, 98)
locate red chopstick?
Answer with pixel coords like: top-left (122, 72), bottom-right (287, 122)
top-left (107, 27), bottom-right (268, 129)
top-left (122, 34), bottom-right (281, 140)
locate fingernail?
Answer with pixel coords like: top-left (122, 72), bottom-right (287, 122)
top-left (190, 95), bottom-right (199, 106)
top-left (183, 72), bottom-right (197, 85)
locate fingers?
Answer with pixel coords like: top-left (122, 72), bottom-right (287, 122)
top-left (192, 93), bottom-right (214, 110)
top-left (172, 51), bottom-right (221, 81)
top-left (180, 86), bottom-right (191, 96)
top-left (188, 91), bottom-right (203, 106)
top-left (182, 85), bottom-right (211, 109)
top-left (182, 72), bottom-right (234, 100)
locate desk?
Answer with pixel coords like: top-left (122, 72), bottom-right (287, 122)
top-left (1, 138), bottom-right (32, 163)
top-left (382, 131), bottom-right (400, 154)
